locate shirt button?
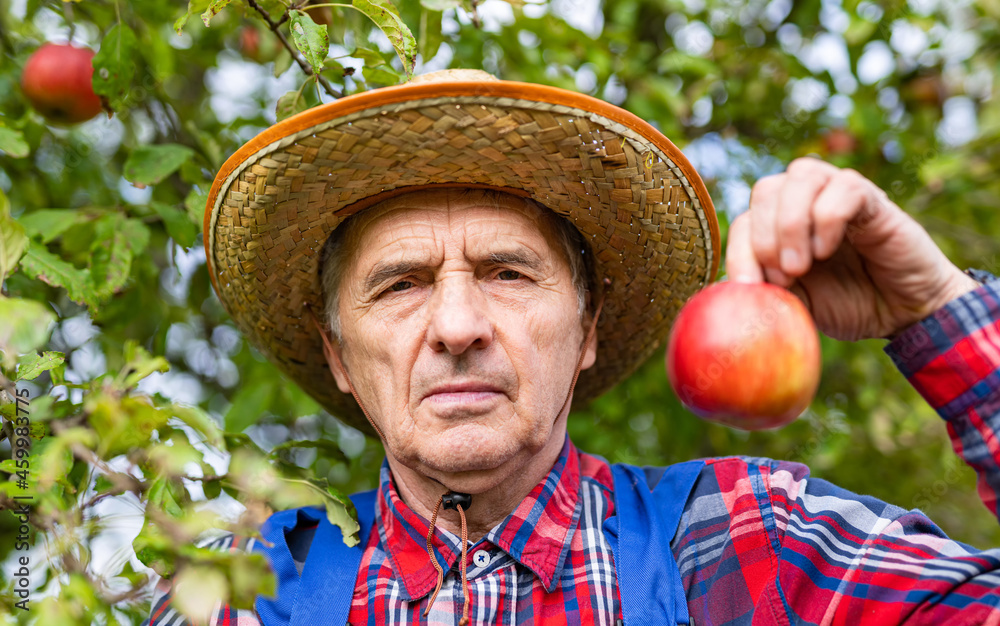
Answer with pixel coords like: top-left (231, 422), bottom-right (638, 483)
top-left (472, 550), bottom-right (491, 567)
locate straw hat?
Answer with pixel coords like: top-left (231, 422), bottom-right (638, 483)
top-left (204, 69), bottom-right (720, 435)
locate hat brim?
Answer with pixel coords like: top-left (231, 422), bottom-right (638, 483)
top-left (205, 79), bottom-right (720, 435)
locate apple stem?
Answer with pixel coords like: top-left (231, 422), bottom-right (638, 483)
top-left (62, 2), bottom-right (77, 42)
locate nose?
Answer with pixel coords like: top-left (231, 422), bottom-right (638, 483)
top-left (425, 277), bottom-right (493, 355)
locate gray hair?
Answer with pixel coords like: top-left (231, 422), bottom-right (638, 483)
top-left (318, 189), bottom-right (594, 342)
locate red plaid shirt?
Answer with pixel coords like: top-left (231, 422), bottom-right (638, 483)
top-left (147, 279), bottom-right (1000, 625)
top-left (352, 440), bottom-right (620, 623)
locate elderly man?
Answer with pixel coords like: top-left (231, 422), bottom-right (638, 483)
top-left (147, 71), bottom-right (1000, 625)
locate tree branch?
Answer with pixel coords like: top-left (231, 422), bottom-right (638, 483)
top-left (246, 0), bottom-right (343, 99)
top-left (470, 0), bottom-right (482, 29)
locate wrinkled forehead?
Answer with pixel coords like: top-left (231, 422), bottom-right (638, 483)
top-left (341, 187), bottom-right (564, 257)
top-left (351, 187), bottom-right (546, 234)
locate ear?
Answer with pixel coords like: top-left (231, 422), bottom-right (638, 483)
top-left (316, 323), bottom-right (353, 395)
top-left (581, 328), bottom-right (597, 371)
top-left (578, 290), bottom-right (598, 371)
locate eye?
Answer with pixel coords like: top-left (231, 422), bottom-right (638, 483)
top-left (389, 280), bottom-right (414, 292)
top-left (497, 270), bottom-right (522, 281)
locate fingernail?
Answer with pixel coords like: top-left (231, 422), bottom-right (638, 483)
top-left (730, 274), bottom-right (757, 284)
top-left (764, 267), bottom-right (790, 286)
top-left (780, 248), bottom-right (801, 273)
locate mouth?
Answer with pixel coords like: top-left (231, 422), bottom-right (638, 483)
top-left (421, 381), bottom-right (505, 412)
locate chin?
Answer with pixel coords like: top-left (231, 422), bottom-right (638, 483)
top-left (409, 424), bottom-right (545, 488)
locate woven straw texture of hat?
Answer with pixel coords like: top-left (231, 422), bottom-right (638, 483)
top-left (205, 77), bottom-right (720, 435)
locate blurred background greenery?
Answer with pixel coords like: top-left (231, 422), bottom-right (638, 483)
top-left (2, 0), bottom-right (1000, 622)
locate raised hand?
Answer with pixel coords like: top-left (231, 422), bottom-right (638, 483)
top-left (725, 157), bottom-right (979, 340)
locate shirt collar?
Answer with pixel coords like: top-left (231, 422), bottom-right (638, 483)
top-left (375, 436), bottom-right (583, 600)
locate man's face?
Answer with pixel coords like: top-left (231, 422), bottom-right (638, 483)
top-left (322, 189), bottom-right (596, 490)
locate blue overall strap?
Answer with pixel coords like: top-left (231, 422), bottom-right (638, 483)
top-left (603, 461), bottom-right (704, 625)
top-left (253, 489), bottom-right (377, 626)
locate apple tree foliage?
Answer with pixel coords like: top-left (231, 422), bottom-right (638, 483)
top-left (1, 0), bottom-right (1000, 622)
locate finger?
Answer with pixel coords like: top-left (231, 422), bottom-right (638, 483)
top-left (724, 211), bottom-right (764, 283)
top-left (764, 266), bottom-right (793, 287)
top-left (811, 168), bottom-right (874, 260)
top-left (748, 173), bottom-right (788, 284)
top-left (777, 158), bottom-right (837, 276)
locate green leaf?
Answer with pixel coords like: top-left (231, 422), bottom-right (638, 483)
top-left (202, 478), bottom-right (222, 499)
top-left (151, 202), bottom-right (198, 249)
top-left (269, 438), bottom-right (347, 463)
top-left (144, 23), bottom-right (177, 82)
top-left (297, 477), bottom-right (360, 546)
top-left (352, 0), bottom-right (417, 78)
top-left (225, 382), bottom-right (274, 432)
top-left (89, 227), bottom-right (133, 300)
top-left (19, 241), bottom-right (97, 306)
top-left (289, 11), bottom-right (330, 75)
top-left (0, 297), bottom-right (56, 357)
top-left (362, 63), bottom-right (402, 86)
top-left (185, 189), bottom-right (210, 226)
top-left (120, 217), bottom-right (153, 257)
top-left (175, 0), bottom-right (213, 33)
top-left (169, 404), bottom-right (224, 449)
top-left (201, 0), bottom-right (235, 26)
top-left (92, 24), bottom-right (139, 110)
top-left (323, 490), bottom-right (360, 547)
top-left (275, 89), bottom-right (308, 122)
top-left (121, 340), bottom-right (170, 389)
top-left (0, 190), bottom-right (28, 280)
top-left (17, 209), bottom-right (90, 244)
top-left (350, 46), bottom-right (386, 64)
top-left (124, 144), bottom-right (196, 186)
top-left (16, 351), bottom-right (65, 382)
top-left (416, 4), bottom-right (446, 62)
top-left (0, 127), bottom-right (29, 158)
top-left (273, 49), bottom-right (294, 78)
top-left (94, 475), bottom-right (115, 492)
top-left (180, 159), bottom-right (207, 185)
top-left (420, 0), bottom-right (462, 10)
top-left (147, 476), bottom-right (185, 519)
top-left (657, 51), bottom-right (719, 78)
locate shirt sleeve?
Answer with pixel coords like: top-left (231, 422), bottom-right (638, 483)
top-left (883, 277), bottom-right (1000, 520)
top-left (142, 533), bottom-right (264, 626)
top-left (758, 279), bottom-right (1000, 624)
top-left (760, 459), bottom-right (1000, 624)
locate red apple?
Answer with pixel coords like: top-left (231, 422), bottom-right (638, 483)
top-left (666, 281), bottom-right (821, 430)
top-left (239, 26), bottom-right (261, 60)
top-left (21, 43), bottom-right (103, 124)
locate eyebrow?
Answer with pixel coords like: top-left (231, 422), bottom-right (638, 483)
top-left (486, 249), bottom-right (544, 273)
top-left (362, 247), bottom-right (546, 294)
top-left (363, 260), bottom-right (427, 294)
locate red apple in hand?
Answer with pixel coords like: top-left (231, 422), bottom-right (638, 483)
top-left (21, 43), bottom-right (103, 124)
top-left (666, 281), bottom-right (821, 430)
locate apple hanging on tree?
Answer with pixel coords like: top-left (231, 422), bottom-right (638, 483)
top-left (666, 281), bottom-right (821, 430)
top-left (21, 42), bottom-right (103, 124)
